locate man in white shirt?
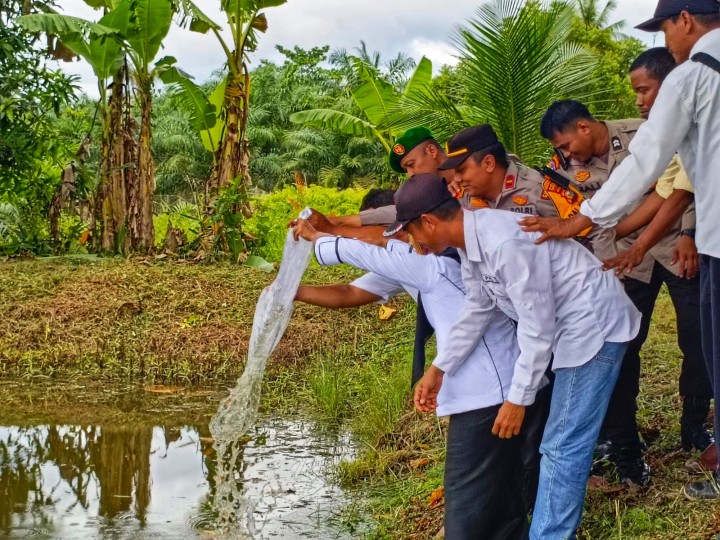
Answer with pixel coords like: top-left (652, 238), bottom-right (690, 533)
top-left (292, 216), bottom-right (549, 539)
top-left (386, 173), bottom-right (640, 540)
top-left (519, 0), bottom-right (720, 498)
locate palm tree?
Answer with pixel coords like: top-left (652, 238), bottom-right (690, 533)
top-left (329, 41), bottom-right (417, 88)
top-left (385, 0), bottom-right (599, 164)
top-left (575, 0), bottom-right (625, 34)
top-left (289, 56), bottom-right (433, 154)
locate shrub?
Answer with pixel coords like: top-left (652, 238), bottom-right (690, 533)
top-left (246, 185), bottom-right (368, 262)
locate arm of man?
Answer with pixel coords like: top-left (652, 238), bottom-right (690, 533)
top-left (295, 284), bottom-right (381, 308)
top-left (490, 239), bottom-right (556, 438)
top-left (313, 236), bottom-right (436, 293)
top-left (330, 215), bottom-right (361, 226)
top-left (521, 80), bottom-right (693, 242)
top-left (614, 192), bottom-right (664, 240)
top-left (415, 280), bottom-right (497, 413)
top-left (603, 188), bottom-right (693, 275)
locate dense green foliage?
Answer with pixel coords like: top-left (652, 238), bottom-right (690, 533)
top-left (1, 0), bottom-right (652, 256)
top-left (0, 0), bottom-right (80, 253)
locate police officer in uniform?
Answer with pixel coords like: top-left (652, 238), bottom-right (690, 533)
top-left (439, 124), bottom-right (615, 260)
top-left (540, 99), bottom-right (712, 486)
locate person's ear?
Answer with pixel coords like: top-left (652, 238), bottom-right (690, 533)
top-left (484, 154), bottom-right (497, 174)
top-left (420, 213), bottom-right (437, 232)
top-left (427, 144), bottom-right (437, 158)
top-left (680, 11), bottom-right (694, 33)
top-left (576, 120), bottom-right (591, 136)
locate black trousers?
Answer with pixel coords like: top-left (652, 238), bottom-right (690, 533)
top-left (602, 261), bottom-right (712, 450)
top-left (444, 397), bottom-right (547, 540)
top-left (700, 255), bottom-right (720, 445)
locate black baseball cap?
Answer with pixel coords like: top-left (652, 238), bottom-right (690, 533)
top-left (384, 173), bottom-right (454, 237)
top-left (636, 0), bottom-right (720, 32)
top-left (437, 124), bottom-right (500, 171)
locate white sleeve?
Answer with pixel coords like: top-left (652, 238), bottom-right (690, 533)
top-left (580, 80), bottom-right (693, 227)
top-left (432, 260), bottom-right (497, 376)
top-left (351, 273), bottom-right (405, 303)
top-left (314, 236), bottom-right (437, 293)
top-left (495, 240), bottom-right (556, 406)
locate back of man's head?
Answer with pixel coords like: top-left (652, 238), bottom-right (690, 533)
top-left (540, 100), bottom-right (595, 140)
top-left (360, 188), bottom-right (395, 212)
top-left (629, 47), bottom-right (677, 82)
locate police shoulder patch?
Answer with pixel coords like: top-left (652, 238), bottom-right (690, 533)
top-left (575, 170), bottom-right (591, 183)
top-left (512, 195), bottom-right (528, 206)
top-left (393, 144), bottom-right (406, 155)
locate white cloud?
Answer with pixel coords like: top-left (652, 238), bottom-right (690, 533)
top-left (52, 0), bottom-right (665, 97)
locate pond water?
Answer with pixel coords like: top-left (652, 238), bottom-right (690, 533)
top-left (0, 415), bottom-right (359, 539)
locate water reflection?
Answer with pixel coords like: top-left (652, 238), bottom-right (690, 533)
top-left (0, 418), bottom-right (356, 539)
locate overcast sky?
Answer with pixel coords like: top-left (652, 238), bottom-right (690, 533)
top-left (54, 0), bottom-right (666, 97)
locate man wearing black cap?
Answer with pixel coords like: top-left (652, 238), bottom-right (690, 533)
top-left (386, 173), bottom-right (641, 540)
top-left (291, 207), bottom-right (536, 539)
top-left (519, 0), bottom-right (720, 499)
top-left (439, 124), bottom-right (616, 259)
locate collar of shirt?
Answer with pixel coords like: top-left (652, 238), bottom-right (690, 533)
top-left (691, 27), bottom-right (720, 56)
top-left (462, 209), bottom-right (484, 262)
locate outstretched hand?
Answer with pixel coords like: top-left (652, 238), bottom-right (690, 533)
top-left (519, 214), bottom-right (593, 244)
top-left (602, 245), bottom-right (646, 276)
top-left (414, 365), bottom-right (444, 413)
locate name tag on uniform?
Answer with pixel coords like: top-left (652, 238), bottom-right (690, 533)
top-left (482, 274), bottom-right (500, 284)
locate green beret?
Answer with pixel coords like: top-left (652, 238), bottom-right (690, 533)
top-left (388, 126), bottom-right (435, 174)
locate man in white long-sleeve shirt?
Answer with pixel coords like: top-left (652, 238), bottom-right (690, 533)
top-left (291, 218), bottom-right (550, 540)
top-left (519, 0), bottom-right (720, 499)
top-left (386, 173), bottom-right (640, 540)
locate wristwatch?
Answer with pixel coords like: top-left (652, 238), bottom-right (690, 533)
top-left (680, 229), bottom-right (696, 238)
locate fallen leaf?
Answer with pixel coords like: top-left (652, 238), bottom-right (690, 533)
top-left (410, 457), bottom-right (431, 470)
top-left (428, 486), bottom-right (445, 507)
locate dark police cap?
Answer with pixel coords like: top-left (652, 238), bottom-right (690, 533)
top-left (437, 124), bottom-right (499, 171)
top-left (384, 173), bottom-right (454, 237)
top-left (388, 126), bottom-right (435, 174)
top-left (636, 0), bottom-right (720, 32)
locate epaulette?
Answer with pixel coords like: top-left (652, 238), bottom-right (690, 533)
top-left (609, 118), bottom-right (644, 133)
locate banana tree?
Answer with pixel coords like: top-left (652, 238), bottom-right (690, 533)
top-left (18, 5), bottom-right (132, 252)
top-left (120, 0), bottom-right (176, 253)
top-left (289, 56), bottom-right (433, 153)
top-left (22, 0), bottom-right (185, 254)
top-left (183, 0), bottom-right (287, 216)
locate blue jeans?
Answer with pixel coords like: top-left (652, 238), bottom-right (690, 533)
top-left (530, 341), bottom-right (628, 540)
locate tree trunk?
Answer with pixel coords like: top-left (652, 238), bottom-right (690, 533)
top-left (93, 63), bottom-right (138, 255)
top-left (206, 72), bottom-right (252, 217)
top-left (129, 85), bottom-right (156, 254)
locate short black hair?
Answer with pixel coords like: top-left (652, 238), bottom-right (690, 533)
top-left (629, 47), bottom-right (676, 83)
top-left (360, 188), bottom-right (395, 212)
top-left (468, 142), bottom-right (509, 169)
top-left (427, 197), bottom-right (461, 221)
top-left (540, 100), bottom-right (595, 140)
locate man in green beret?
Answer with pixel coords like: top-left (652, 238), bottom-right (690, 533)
top-left (305, 127), bottom-right (448, 238)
